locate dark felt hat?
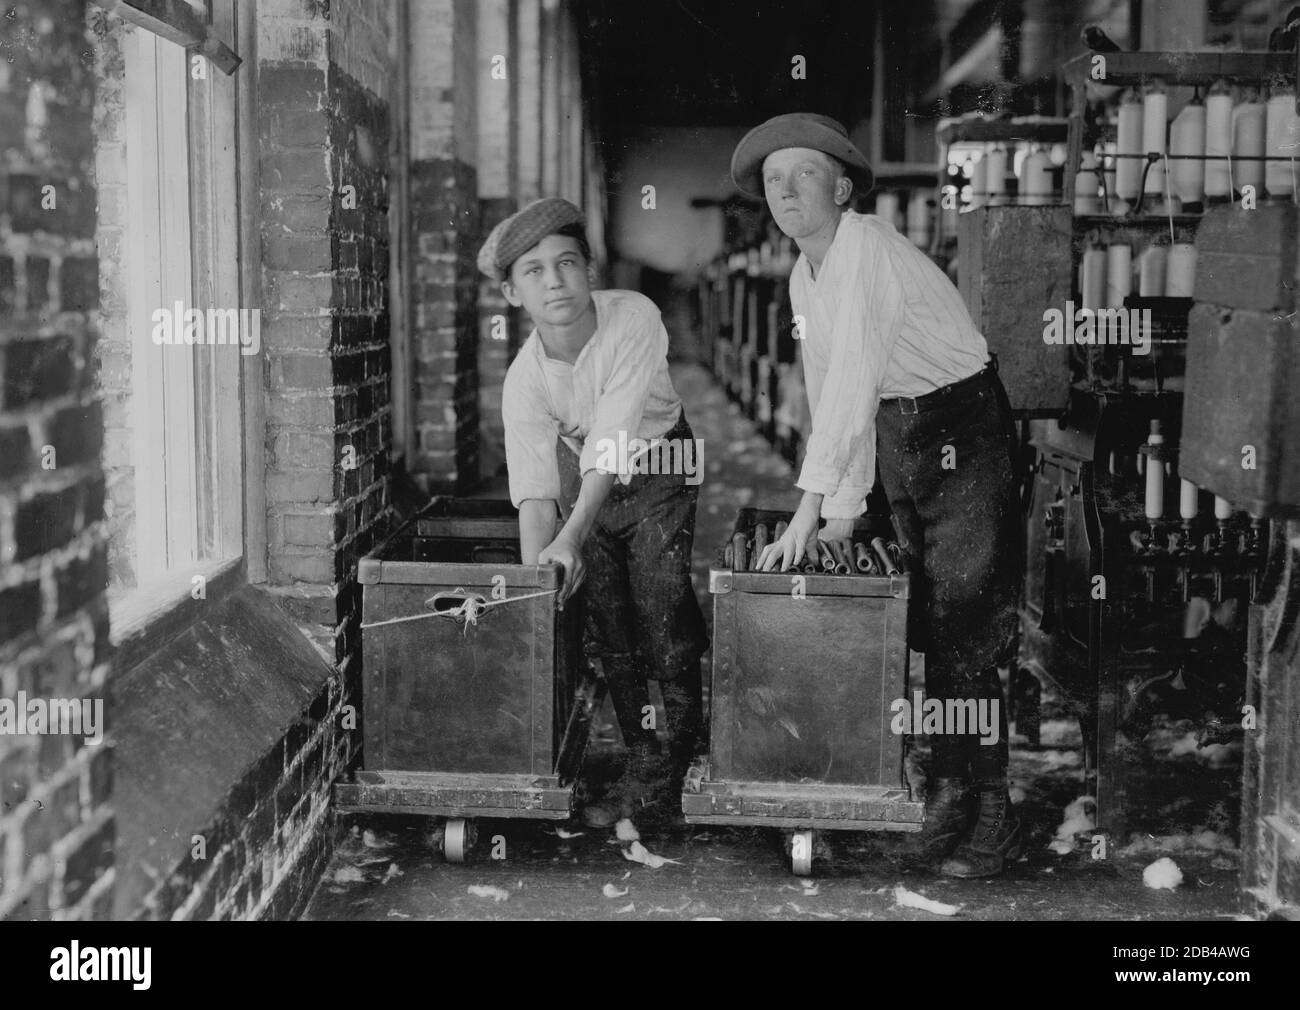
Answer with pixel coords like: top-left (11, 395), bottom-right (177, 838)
top-left (730, 112), bottom-right (874, 199)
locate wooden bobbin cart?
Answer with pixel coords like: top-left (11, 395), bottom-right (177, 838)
top-left (334, 499), bottom-right (602, 863)
top-left (682, 508), bottom-right (925, 875)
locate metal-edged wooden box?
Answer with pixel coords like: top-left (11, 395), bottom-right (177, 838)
top-left (335, 498), bottom-right (599, 828)
top-left (683, 508), bottom-right (923, 836)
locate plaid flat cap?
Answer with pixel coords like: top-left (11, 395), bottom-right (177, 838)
top-left (477, 197), bottom-right (588, 281)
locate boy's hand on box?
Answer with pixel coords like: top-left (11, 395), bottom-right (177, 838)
top-left (538, 533), bottom-right (586, 607)
top-left (758, 503), bottom-right (819, 572)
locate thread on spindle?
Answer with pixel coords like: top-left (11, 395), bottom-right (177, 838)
top-left (1266, 83), bottom-right (1299, 198)
top-left (1116, 91), bottom-right (1144, 201)
top-left (1233, 90), bottom-right (1266, 193)
top-left (1165, 243), bottom-right (1197, 297)
top-left (1171, 94), bottom-right (1206, 204)
top-left (1138, 244), bottom-right (1167, 296)
top-left (1142, 84), bottom-right (1169, 196)
top-left (1205, 82), bottom-right (1233, 198)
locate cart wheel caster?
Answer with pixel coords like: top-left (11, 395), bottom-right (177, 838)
top-left (443, 818), bottom-right (475, 864)
top-left (790, 829), bottom-right (814, 877)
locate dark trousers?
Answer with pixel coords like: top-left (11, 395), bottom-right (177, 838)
top-left (558, 413), bottom-right (709, 771)
top-left (875, 366), bottom-right (1021, 786)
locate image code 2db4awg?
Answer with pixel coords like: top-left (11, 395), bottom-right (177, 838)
top-left (1114, 947), bottom-right (1251, 960)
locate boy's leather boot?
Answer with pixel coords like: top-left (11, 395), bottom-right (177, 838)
top-left (940, 787), bottom-right (1023, 878)
top-left (916, 778), bottom-right (971, 857)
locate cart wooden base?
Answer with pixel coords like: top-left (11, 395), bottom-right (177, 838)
top-left (335, 770), bottom-right (576, 820)
top-left (681, 776), bottom-right (924, 832)
top-left (681, 765), bottom-right (925, 876)
top-left (334, 770), bottom-right (579, 864)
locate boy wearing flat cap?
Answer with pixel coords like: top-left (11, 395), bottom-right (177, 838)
top-left (478, 197), bottom-right (708, 828)
top-left (735, 113), bottom-right (1024, 877)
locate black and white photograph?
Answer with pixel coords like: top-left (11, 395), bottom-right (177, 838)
top-left (0, 0), bottom-right (1296, 969)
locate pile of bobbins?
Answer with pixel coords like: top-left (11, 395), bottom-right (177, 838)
top-left (1079, 76), bottom-right (1300, 216)
top-left (1077, 238), bottom-right (1197, 308)
top-left (724, 519), bottom-right (907, 576)
top-left (967, 142), bottom-right (1059, 207)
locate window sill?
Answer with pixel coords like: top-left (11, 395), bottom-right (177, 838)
top-left (109, 557), bottom-right (245, 677)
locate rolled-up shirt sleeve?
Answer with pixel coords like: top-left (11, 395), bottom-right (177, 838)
top-left (578, 305), bottom-right (667, 479)
top-left (819, 467), bottom-right (872, 520)
top-left (503, 366), bottom-right (562, 507)
top-left (796, 239), bottom-right (906, 516)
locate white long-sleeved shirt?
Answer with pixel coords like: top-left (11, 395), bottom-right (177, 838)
top-left (791, 210), bottom-right (989, 519)
top-left (502, 288), bottom-right (683, 507)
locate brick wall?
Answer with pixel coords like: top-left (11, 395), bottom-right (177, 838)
top-left (512, 0), bottom-right (543, 358)
top-left (255, 0), bottom-right (393, 916)
top-left (0, 0), bottom-right (114, 921)
top-left (409, 0), bottom-right (480, 493)
top-left (477, 198), bottom-right (517, 480)
top-left (475, 0), bottom-right (517, 481)
top-left (134, 705), bottom-right (344, 921)
top-left (411, 159), bottom-right (480, 493)
top-left (116, 586), bottom-right (337, 922)
top-left (24, 0), bottom-right (398, 922)
top-left (0, 0), bottom-right (591, 922)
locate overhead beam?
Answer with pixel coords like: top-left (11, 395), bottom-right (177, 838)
top-left (90, 0), bottom-right (241, 74)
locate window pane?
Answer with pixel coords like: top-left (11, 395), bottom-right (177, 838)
top-left (107, 16), bottom-right (243, 600)
top-left (122, 27), bottom-right (197, 584)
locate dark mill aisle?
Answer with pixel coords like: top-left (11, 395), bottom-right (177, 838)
top-left (303, 353), bottom-right (1246, 922)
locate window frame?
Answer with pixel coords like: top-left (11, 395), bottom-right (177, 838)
top-left (107, 0), bottom-right (265, 661)
top-left (123, 25), bottom-right (201, 581)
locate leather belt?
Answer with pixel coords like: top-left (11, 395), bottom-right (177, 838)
top-left (880, 357), bottom-right (998, 416)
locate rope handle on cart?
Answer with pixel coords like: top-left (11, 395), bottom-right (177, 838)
top-left (359, 586), bottom-right (559, 635)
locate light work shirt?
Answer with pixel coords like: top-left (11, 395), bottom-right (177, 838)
top-left (502, 288), bottom-right (682, 508)
top-left (790, 210), bottom-right (989, 519)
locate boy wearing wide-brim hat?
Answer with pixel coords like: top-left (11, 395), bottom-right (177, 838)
top-left (735, 113), bottom-right (1025, 877)
top-left (478, 198), bottom-right (709, 829)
